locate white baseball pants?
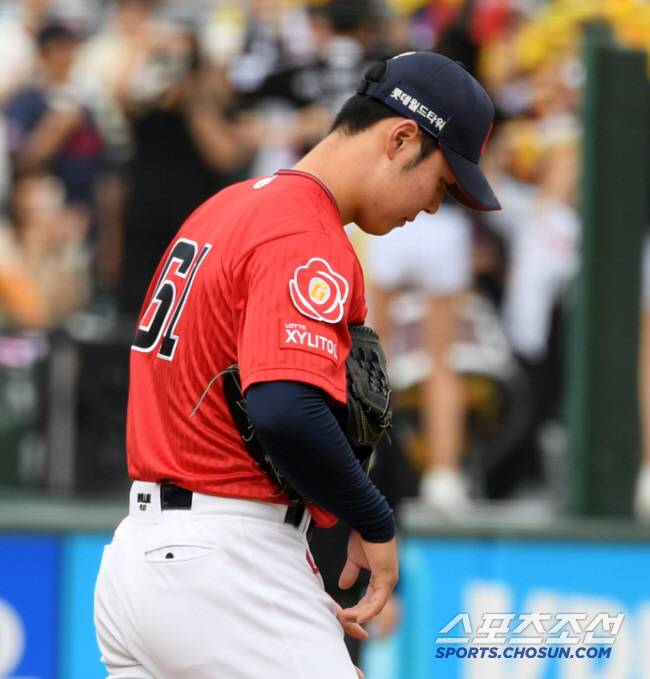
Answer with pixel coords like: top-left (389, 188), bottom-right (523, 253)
top-left (94, 481), bottom-right (358, 679)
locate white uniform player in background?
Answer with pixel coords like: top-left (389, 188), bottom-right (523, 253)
top-left (365, 198), bottom-right (474, 512)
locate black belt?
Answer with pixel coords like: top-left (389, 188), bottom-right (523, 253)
top-left (160, 483), bottom-right (307, 528)
top-left (161, 483), bottom-right (193, 509)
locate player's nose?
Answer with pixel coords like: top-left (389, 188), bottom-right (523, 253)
top-left (423, 193), bottom-right (443, 215)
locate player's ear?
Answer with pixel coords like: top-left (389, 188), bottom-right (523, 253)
top-left (386, 119), bottom-right (420, 160)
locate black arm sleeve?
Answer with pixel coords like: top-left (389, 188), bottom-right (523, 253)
top-left (245, 380), bottom-right (395, 543)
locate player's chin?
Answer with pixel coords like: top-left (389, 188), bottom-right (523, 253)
top-left (384, 219), bottom-right (406, 233)
top-left (379, 217), bottom-right (406, 234)
top-left (357, 216), bottom-right (403, 236)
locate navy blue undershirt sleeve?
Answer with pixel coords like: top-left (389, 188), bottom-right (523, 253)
top-left (245, 380), bottom-right (395, 543)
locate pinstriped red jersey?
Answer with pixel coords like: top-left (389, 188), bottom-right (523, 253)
top-left (126, 171), bottom-right (367, 525)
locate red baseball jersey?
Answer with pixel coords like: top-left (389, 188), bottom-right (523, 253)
top-left (126, 170), bottom-right (367, 526)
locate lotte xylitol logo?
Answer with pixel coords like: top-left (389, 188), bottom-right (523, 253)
top-left (289, 258), bottom-right (349, 324)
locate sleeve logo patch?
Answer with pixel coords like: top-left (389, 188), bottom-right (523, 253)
top-left (289, 258), bottom-right (349, 324)
top-left (281, 321), bottom-right (339, 363)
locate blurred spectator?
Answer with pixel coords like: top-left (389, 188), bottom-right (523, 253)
top-left (112, 20), bottom-right (259, 316)
top-left (4, 19), bottom-right (107, 222)
top-left (0, 0), bottom-right (54, 208)
top-left (240, 0), bottom-right (390, 178)
top-left (73, 0), bottom-right (165, 168)
top-left (215, 0), bottom-right (319, 181)
top-left (476, 0), bottom-right (650, 502)
top-left (227, 0), bottom-right (317, 96)
top-left (0, 0), bottom-right (53, 105)
top-left (365, 198), bottom-right (475, 513)
top-left (195, 1), bottom-right (248, 67)
top-left (406, 0), bottom-right (514, 54)
top-left (479, 49), bottom-right (581, 498)
top-left (0, 169), bottom-right (90, 330)
top-left (73, 0), bottom-right (176, 302)
top-left (307, 0), bottom-right (390, 107)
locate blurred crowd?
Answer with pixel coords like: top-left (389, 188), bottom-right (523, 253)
top-left (0, 0), bottom-right (649, 519)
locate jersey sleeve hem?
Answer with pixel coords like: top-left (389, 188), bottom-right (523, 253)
top-left (241, 367), bottom-right (347, 407)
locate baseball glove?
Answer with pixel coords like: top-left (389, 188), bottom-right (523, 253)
top-left (219, 324), bottom-right (392, 500)
top-left (339, 323), bottom-right (393, 470)
top-left (219, 364), bottom-right (303, 503)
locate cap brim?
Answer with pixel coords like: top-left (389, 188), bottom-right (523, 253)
top-left (440, 143), bottom-right (501, 212)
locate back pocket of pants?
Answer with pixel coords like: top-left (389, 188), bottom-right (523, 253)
top-left (144, 544), bottom-right (214, 563)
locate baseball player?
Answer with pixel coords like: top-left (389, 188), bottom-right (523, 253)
top-left (94, 51), bottom-right (500, 679)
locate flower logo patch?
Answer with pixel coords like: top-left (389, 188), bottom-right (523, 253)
top-left (289, 258), bottom-right (349, 323)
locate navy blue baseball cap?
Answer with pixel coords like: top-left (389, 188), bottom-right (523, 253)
top-left (356, 51), bottom-right (501, 211)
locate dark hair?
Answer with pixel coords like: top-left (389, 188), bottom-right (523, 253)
top-left (330, 62), bottom-right (438, 165)
top-left (36, 20), bottom-right (79, 48)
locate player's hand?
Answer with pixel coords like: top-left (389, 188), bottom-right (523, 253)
top-left (365, 593), bottom-right (401, 639)
top-left (334, 601), bottom-right (368, 640)
top-left (338, 530), bottom-right (398, 625)
top-left (334, 601), bottom-right (366, 678)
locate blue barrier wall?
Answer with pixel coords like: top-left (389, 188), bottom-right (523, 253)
top-left (0, 535), bottom-right (59, 679)
top-left (59, 533), bottom-right (113, 679)
top-left (398, 537), bottom-right (650, 679)
top-left (0, 532), bottom-right (110, 679)
top-left (3, 524), bottom-right (650, 679)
